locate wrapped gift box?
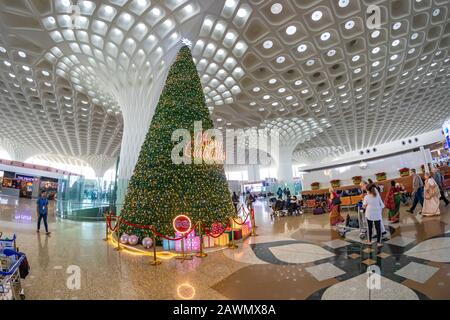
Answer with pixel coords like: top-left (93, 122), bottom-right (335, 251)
top-left (203, 235), bottom-right (215, 248)
top-left (213, 234), bottom-right (229, 246)
top-left (162, 239), bottom-right (175, 251)
top-left (225, 230), bottom-right (233, 242)
top-left (174, 231), bottom-right (201, 252)
top-left (233, 229), bottom-right (243, 240)
top-left (242, 224), bottom-right (250, 238)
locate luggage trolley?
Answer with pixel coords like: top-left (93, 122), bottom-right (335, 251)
top-left (0, 249), bottom-right (26, 300)
top-left (336, 201), bottom-right (367, 239)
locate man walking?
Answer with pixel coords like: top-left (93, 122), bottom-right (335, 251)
top-left (407, 169), bottom-right (424, 214)
top-left (37, 190), bottom-right (51, 235)
top-left (432, 167), bottom-right (449, 206)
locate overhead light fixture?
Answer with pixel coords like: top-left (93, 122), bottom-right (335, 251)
top-left (271, 3), bottom-right (283, 15)
top-left (263, 40), bottom-right (273, 49)
top-left (311, 10), bottom-right (323, 21)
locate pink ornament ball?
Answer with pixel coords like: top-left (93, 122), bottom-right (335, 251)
top-left (142, 237), bottom-right (153, 249)
top-left (128, 235), bottom-right (139, 246)
top-left (119, 233), bottom-right (129, 244)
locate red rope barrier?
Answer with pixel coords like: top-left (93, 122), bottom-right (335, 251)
top-left (106, 215), bottom-right (120, 232)
top-left (149, 224), bottom-right (197, 241)
top-left (105, 214), bottom-right (197, 241)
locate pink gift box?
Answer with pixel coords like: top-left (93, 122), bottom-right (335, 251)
top-left (174, 231), bottom-right (201, 252)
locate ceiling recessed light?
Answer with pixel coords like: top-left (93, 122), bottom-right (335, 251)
top-left (253, 87), bottom-right (261, 92)
top-left (263, 40), bottom-right (273, 49)
top-left (151, 7), bottom-right (161, 16)
top-left (432, 8), bottom-right (440, 16)
top-left (393, 22), bottom-right (402, 30)
top-left (345, 20), bottom-right (355, 29)
top-left (236, 8), bottom-right (247, 17)
top-left (0, 46), bottom-right (6, 53)
top-left (411, 33), bottom-right (419, 40)
top-left (297, 44), bottom-right (307, 52)
top-left (352, 55), bottom-right (360, 62)
top-left (327, 49), bottom-right (336, 57)
top-left (320, 32), bottom-right (331, 41)
top-left (4, 61), bottom-right (11, 66)
top-left (295, 80), bottom-right (303, 86)
top-left (371, 30), bottom-right (380, 38)
top-left (22, 65), bottom-right (30, 71)
top-left (269, 78), bottom-right (277, 84)
top-left (338, 0), bottom-right (350, 8)
top-left (258, 108), bottom-right (265, 112)
top-left (42, 70), bottom-right (50, 76)
top-left (286, 25), bottom-right (297, 35)
top-left (311, 10), bottom-right (323, 21)
top-left (306, 59), bottom-right (315, 66)
top-left (271, 3), bottom-right (283, 15)
top-left (276, 56), bottom-right (285, 64)
top-left (18, 51), bottom-right (27, 58)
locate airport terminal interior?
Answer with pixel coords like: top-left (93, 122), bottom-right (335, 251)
top-left (1, 0), bottom-right (450, 301)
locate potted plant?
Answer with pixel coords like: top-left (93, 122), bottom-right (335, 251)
top-left (375, 172), bottom-right (387, 181)
top-left (311, 182), bottom-right (320, 190)
top-left (399, 167), bottom-right (410, 177)
top-left (352, 176), bottom-right (362, 185)
top-left (330, 179), bottom-right (341, 188)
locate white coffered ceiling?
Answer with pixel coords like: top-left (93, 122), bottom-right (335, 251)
top-left (0, 0), bottom-right (450, 171)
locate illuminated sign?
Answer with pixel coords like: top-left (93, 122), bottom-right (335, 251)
top-left (443, 119), bottom-right (450, 150)
top-left (172, 214), bottom-right (192, 234)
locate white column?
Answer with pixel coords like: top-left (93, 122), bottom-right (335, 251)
top-left (247, 164), bottom-right (260, 181)
top-left (276, 146), bottom-right (295, 183)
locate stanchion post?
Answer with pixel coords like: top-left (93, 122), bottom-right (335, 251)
top-left (195, 221), bottom-right (207, 258)
top-left (103, 213), bottom-right (108, 241)
top-left (251, 208), bottom-right (258, 237)
top-left (228, 217), bottom-right (238, 249)
top-left (115, 218), bottom-right (122, 251)
top-left (150, 232), bottom-right (161, 266)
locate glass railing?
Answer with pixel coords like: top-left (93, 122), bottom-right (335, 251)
top-left (55, 200), bottom-right (116, 221)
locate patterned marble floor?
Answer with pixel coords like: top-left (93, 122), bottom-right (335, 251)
top-left (0, 195), bottom-right (449, 300)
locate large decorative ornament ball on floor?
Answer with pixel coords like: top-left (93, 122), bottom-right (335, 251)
top-left (119, 233), bottom-right (129, 244)
top-left (142, 237), bottom-right (153, 248)
top-left (128, 235), bottom-right (139, 246)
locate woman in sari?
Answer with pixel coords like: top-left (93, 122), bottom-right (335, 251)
top-left (422, 172), bottom-right (441, 217)
top-left (328, 187), bottom-right (344, 226)
top-left (384, 180), bottom-right (401, 223)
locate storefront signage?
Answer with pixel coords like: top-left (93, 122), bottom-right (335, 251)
top-left (16, 175), bottom-right (34, 182)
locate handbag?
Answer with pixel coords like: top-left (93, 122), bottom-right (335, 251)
top-left (332, 197), bottom-right (341, 206)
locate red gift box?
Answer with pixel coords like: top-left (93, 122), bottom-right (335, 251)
top-left (233, 229), bottom-right (243, 240)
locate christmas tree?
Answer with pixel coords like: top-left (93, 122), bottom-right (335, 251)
top-left (119, 46), bottom-right (235, 239)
